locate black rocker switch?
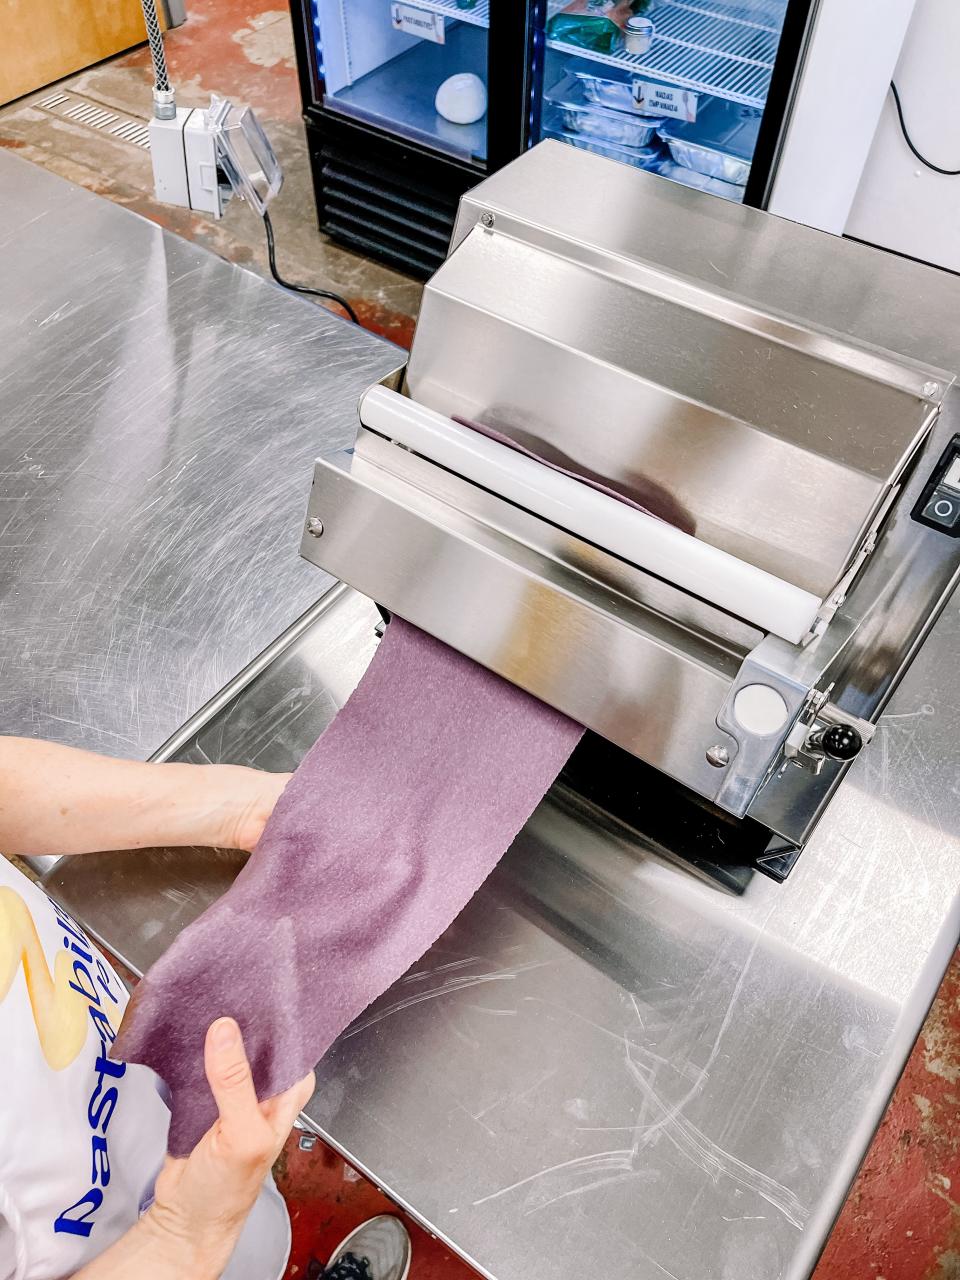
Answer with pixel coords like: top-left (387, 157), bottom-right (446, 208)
top-left (921, 491), bottom-right (960, 531)
top-left (913, 434), bottom-right (960, 536)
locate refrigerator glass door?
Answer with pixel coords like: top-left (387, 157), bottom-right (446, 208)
top-left (315, 0), bottom-right (490, 167)
top-left (536, 0), bottom-right (794, 201)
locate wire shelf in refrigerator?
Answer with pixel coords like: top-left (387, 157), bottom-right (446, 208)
top-left (405, 0), bottom-right (490, 28)
top-left (546, 0), bottom-right (787, 109)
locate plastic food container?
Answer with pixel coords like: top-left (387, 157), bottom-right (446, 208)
top-left (544, 79), bottom-right (666, 147)
top-left (657, 98), bottom-right (760, 186)
top-left (545, 126), bottom-right (664, 171)
top-left (656, 159), bottom-right (746, 202)
top-left (571, 64), bottom-right (668, 116)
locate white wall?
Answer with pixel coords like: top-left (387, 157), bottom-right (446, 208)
top-left (845, 0), bottom-right (960, 272)
top-left (769, 0), bottom-right (919, 234)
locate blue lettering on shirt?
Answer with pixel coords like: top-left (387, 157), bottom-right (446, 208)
top-left (50, 900), bottom-right (127, 1240)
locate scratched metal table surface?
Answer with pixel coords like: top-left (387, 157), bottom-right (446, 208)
top-left (47, 580), bottom-right (960, 1280)
top-left (0, 151), bottom-right (399, 757)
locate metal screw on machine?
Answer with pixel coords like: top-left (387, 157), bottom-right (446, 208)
top-left (479, 211), bottom-right (495, 228)
top-left (306, 516), bottom-right (324, 538)
top-left (923, 381), bottom-right (941, 398)
top-left (706, 744), bottom-right (730, 768)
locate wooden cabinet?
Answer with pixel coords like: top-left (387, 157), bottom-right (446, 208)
top-left (1, 0), bottom-right (155, 106)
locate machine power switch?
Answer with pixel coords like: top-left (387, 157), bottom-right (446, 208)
top-left (912, 434), bottom-right (960, 537)
top-left (921, 493), bottom-right (960, 530)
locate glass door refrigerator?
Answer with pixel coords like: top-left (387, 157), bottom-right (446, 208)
top-left (531, 0), bottom-right (814, 206)
top-left (289, 1), bottom-right (535, 278)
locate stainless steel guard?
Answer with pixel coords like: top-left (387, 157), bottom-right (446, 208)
top-left (302, 435), bottom-right (748, 804)
top-left (406, 190), bottom-right (947, 600)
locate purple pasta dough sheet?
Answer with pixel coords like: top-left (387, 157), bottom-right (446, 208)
top-left (112, 617), bottom-right (583, 1155)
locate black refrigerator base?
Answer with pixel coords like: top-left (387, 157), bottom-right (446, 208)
top-left (305, 113), bottom-right (478, 280)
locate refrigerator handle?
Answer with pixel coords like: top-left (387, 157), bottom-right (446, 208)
top-left (487, 0), bottom-right (546, 171)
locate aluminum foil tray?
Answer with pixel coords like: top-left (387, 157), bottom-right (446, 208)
top-left (657, 158), bottom-right (746, 201)
top-left (571, 63), bottom-right (668, 117)
top-left (657, 98), bottom-right (760, 185)
top-left (545, 77), bottom-right (666, 147)
top-left (544, 126), bottom-right (664, 170)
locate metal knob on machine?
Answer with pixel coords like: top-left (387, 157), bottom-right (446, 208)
top-left (784, 703), bottom-right (873, 774)
top-left (804, 722), bottom-right (864, 762)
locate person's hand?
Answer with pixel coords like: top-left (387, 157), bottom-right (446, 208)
top-left (205, 764), bottom-right (292, 851)
top-left (74, 1019), bottom-right (313, 1280)
top-left (140, 1017), bottom-right (314, 1276)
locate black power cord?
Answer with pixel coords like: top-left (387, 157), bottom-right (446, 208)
top-left (262, 209), bottom-right (360, 324)
top-left (890, 81), bottom-right (960, 177)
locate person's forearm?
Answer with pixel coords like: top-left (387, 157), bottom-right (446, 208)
top-left (72, 1215), bottom-right (224, 1280)
top-left (0, 737), bottom-right (284, 856)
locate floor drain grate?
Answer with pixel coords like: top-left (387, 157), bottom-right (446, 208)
top-left (35, 90), bottom-right (151, 149)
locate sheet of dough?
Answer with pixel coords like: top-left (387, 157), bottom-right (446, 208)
top-left (113, 618), bottom-right (583, 1155)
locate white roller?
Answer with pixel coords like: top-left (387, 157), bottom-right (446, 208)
top-left (360, 386), bottom-right (822, 644)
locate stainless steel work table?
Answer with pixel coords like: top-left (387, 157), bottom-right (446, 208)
top-left (47, 578), bottom-right (960, 1280)
top-left (0, 151), bottom-right (399, 758)
top-left (5, 154), bottom-right (960, 1280)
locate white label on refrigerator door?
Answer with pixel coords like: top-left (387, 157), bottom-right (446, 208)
top-left (632, 81), bottom-right (698, 121)
top-left (391, 3), bottom-right (446, 42)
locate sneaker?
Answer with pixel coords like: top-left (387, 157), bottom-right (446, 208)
top-left (322, 1214), bottom-right (412, 1280)
top-left (318, 1256), bottom-right (372, 1280)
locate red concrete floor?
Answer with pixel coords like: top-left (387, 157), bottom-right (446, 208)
top-left (816, 957), bottom-right (960, 1280)
top-left (5, 3), bottom-right (960, 1276)
top-left (275, 1139), bottom-right (473, 1280)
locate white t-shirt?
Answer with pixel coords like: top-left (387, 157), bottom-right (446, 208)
top-left (0, 858), bottom-right (289, 1280)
